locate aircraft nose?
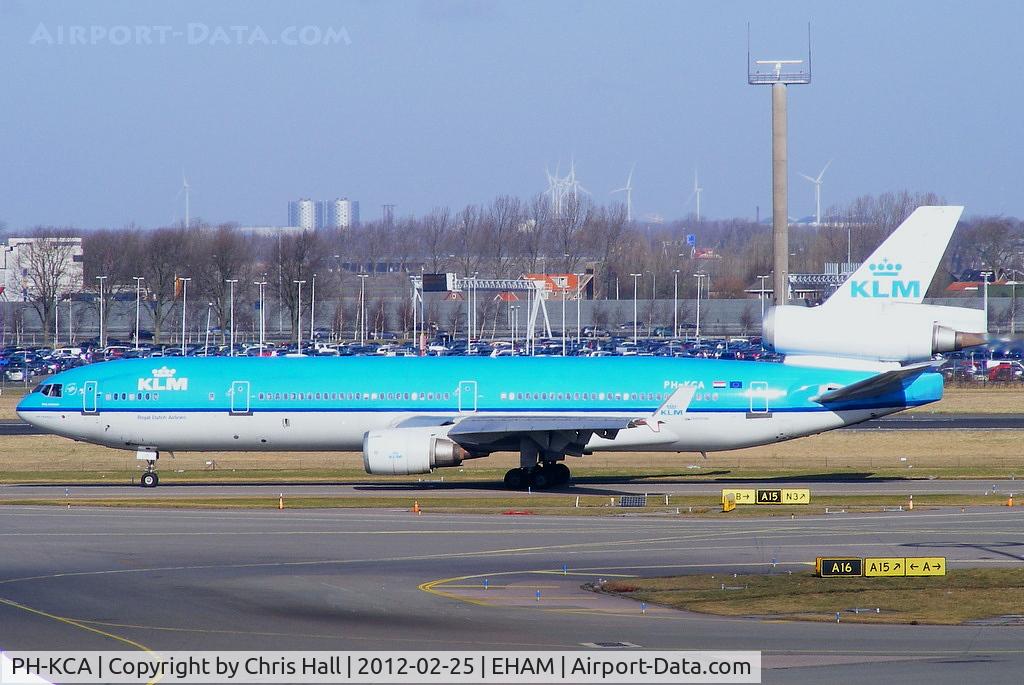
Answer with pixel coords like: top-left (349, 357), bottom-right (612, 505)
top-left (16, 395), bottom-right (40, 425)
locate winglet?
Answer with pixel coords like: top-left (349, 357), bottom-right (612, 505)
top-left (630, 385), bottom-right (698, 432)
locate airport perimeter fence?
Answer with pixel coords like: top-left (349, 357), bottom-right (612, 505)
top-left (0, 296), bottom-right (995, 347)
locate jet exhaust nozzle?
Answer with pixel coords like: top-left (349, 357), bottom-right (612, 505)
top-left (932, 325), bottom-right (988, 354)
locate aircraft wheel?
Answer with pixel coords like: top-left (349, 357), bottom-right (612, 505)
top-left (552, 463), bottom-right (571, 485)
top-left (140, 472), bottom-right (159, 488)
top-left (503, 468), bottom-right (526, 490)
top-left (530, 468), bottom-right (551, 490)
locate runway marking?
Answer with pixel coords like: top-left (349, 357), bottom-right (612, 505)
top-left (68, 618), bottom-right (575, 650)
top-left (0, 596), bottom-right (164, 685)
top-left (0, 532), bottom-right (722, 588)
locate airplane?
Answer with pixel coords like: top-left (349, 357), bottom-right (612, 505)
top-left (17, 206), bottom-right (986, 489)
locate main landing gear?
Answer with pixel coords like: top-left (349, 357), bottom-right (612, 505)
top-left (503, 462), bottom-right (570, 490)
top-left (137, 449), bottom-right (160, 488)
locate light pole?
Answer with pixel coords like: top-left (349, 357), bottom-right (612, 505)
top-left (981, 270), bottom-right (993, 333)
top-left (1010, 280), bottom-right (1019, 336)
top-left (54, 295), bottom-right (59, 348)
top-left (293, 280), bottom-right (306, 354)
top-left (204, 302), bottom-right (213, 356)
top-left (179, 277), bottom-right (191, 354)
top-left (694, 273), bottom-right (706, 342)
top-left (561, 281), bottom-right (566, 356)
top-left (575, 272), bottom-right (584, 343)
top-left (309, 273), bottom-right (317, 345)
top-left (357, 274), bottom-right (369, 345)
top-left (225, 279), bottom-right (238, 355)
top-left (419, 270), bottom-right (426, 355)
top-left (672, 269), bottom-right (680, 337)
top-left (509, 305), bottom-right (517, 354)
top-left (410, 275), bottom-right (418, 353)
top-left (95, 276), bottom-right (107, 348)
top-left (757, 275), bottom-right (770, 324)
top-left (133, 276), bottom-right (144, 350)
top-left (630, 273), bottom-right (642, 343)
top-left (254, 279), bottom-right (267, 352)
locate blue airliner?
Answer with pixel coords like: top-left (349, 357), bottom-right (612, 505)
top-left (16, 355), bottom-right (941, 488)
top-left (16, 206), bottom-right (983, 489)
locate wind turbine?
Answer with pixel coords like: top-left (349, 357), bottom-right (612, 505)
top-left (685, 169), bottom-right (703, 222)
top-left (799, 159), bottom-right (831, 226)
top-left (175, 171), bottom-right (191, 228)
top-left (611, 163), bottom-right (635, 222)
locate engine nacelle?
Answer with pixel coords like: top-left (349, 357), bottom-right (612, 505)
top-left (763, 303), bottom-right (987, 363)
top-left (362, 426), bottom-right (471, 475)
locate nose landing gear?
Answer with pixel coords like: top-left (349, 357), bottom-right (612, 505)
top-left (136, 449), bottom-right (160, 488)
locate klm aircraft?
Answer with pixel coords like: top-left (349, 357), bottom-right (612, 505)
top-left (18, 207), bottom-right (984, 489)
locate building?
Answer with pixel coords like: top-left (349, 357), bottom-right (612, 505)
top-left (0, 236), bottom-right (85, 302)
top-left (287, 198), bottom-right (316, 230)
top-left (745, 261), bottom-right (861, 304)
top-left (316, 198), bottom-right (360, 229)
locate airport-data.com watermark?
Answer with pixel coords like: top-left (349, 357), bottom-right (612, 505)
top-left (29, 23), bottom-right (351, 47)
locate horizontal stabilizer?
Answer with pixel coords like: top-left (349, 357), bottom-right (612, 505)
top-left (813, 362), bottom-right (935, 404)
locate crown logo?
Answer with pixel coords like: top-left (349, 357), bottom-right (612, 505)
top-left (868, 258), bottom-right (902, 277)
top-left (151, 367), bottom-right (176, 378)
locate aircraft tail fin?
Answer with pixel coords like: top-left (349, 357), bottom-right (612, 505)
top-left (822, 206), bottom-right (964, 309)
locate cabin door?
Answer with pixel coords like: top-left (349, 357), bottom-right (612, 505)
top-left (82, 381), bottom-right (99, 415)
top-left (457, 380), bottom-right (477, 413)
top-left (230, 380), bottom-right (251, 415)
top-left (748, 381), bottom-right (770, 415)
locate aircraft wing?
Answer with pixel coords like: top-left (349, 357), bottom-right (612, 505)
top-left (444, 386), bottom-right (698, 454)
top-left (812, 362), bottom-right (936, 404)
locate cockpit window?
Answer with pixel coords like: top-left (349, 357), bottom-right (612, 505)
top-left (38, 384), bottom-right (63, 398)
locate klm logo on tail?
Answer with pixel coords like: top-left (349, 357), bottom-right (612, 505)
top-left (850, 259), bottom-right (921, 299)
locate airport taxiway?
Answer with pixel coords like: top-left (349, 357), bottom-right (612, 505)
top-left (0, 505), bottom-right (1020, 684)
top-left (1, 478), bottom-right (1020, 499)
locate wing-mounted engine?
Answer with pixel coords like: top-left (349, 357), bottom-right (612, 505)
top-left (362, 426), bottom-right (475, 475)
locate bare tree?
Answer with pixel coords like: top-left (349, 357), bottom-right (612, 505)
top-left (14, 230), bottom-right (82, 344)
top-left (273, 230), bottom-right (324, 336)
top-left (421, 207), bottom-right (453, 273)
top-left (138, 227), bottom-right (194, 344)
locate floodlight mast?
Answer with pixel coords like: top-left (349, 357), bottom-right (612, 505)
top-left (748, 23), bottom-right (812, 306)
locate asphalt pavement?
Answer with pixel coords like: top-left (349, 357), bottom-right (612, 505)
top-left (0, 505), bottom-right (1021, 684)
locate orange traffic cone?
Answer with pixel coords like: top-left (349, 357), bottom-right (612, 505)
top-left (907, 495), bottom-right (913, 511)
top-left (412, 500), bottom-right (421, 515)
top-left (1008, 494), bottom-right (1014, 507)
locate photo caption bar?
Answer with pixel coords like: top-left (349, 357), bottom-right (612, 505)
top-left (1, 651), bottom-right (760, 684)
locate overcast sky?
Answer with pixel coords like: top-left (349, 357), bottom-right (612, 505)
top-left (1, 0), bottom-right (1021, 230)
